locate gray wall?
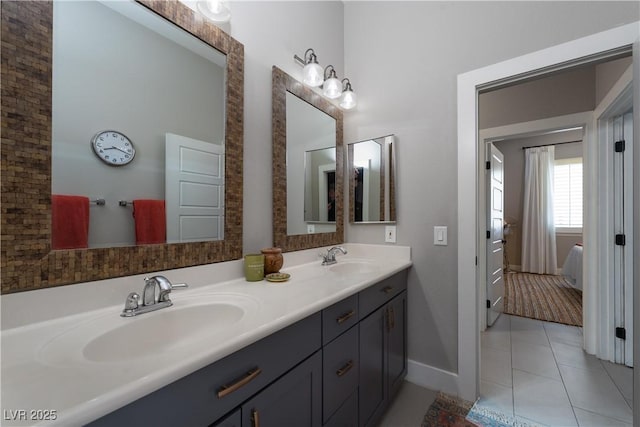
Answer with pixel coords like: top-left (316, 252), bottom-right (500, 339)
top-left (52, 1), bottom-right (224, 247)
top-left (479, 67), bottom-right (596, 129)
top-left (596, 56), bottom-right (633, 105)
top-left (342, 1), bottom-right (639, 373)
top-left (226, 1), bottom-right (344, 254)
top-left (494, 134), bottom-right (583, 269)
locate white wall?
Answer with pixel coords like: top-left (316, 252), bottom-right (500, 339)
top-left (343, 1), bottom-right (639, 374)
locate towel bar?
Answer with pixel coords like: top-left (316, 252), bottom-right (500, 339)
top-left (91, 199), bottom-right (106, 206)
top-left (119, 200), bottom-right (133, 207)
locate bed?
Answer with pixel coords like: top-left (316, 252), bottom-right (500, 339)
top-left (562, 244), bottom-right (583, 291)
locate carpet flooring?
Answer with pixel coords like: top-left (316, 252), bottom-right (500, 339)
top-left (504, 272), bottom-right (582, 326)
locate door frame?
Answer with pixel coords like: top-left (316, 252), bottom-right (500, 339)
top-left (456, 21), bottom-right (639, 404)
top-left (593, 69), bottom-right (634, 365)
top-left (477, 112), bottom-right (593, 332)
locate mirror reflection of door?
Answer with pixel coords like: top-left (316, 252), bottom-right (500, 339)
top-left (354, 167), bottom-right (364, 222)
top-left (326, 171), bottom-right (336, 222)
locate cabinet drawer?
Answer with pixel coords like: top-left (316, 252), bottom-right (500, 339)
top-left (88, 313), bottom-right (321, 427)
top-left (323, 326), bottom-right (359, 423)
top-left (322, 294), bottom-right (358, 345)
top-left (358, 270), bottom-right (407, 318)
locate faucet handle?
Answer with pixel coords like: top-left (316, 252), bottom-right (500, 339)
top-left (157, 280), bottom-right (188, 302)
top-left (121, 292), bottom-right (140, 316)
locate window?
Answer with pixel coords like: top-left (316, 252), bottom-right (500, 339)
top-left (554, 157), bottom-right (582, 231)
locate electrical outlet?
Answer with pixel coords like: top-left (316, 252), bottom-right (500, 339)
top-left (307, 224), bottom-right (315, 234)
top-left (385, 225), bottom-right (396, 243)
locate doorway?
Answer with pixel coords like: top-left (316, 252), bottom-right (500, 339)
top-left (456, 22), bottom-right (639, 419)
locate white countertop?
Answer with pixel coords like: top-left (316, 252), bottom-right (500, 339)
top-left (0, 244), bottom-right (411, 426)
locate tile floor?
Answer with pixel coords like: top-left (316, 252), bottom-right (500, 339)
top-left (378, 381), bottom-right (438, 427)
top-left (479, 314), bottom-right (634, 426)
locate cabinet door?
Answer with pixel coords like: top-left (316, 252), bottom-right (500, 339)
top-left (323, 325), bottom-right (359, 422)
top-left (211, 409), bottom-right (241, 427)
top-left (387, 291), bottom-right (407, 400)
top-left (358, 307), bottom-right (386, 427)
top-left (242, 351), bottom-right (322, 427)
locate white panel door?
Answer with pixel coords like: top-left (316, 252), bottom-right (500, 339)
top-left (165, 133), bottom-right (224, 243)
top-left (613, 111), bottom-right (634, 367)
top-left (486, 144), bottom-right (505, 327)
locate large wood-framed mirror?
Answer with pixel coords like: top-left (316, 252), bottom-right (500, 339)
top-left (0, 0), bottom-right (244, 293)
top-left (272, 66), bottom-right (344, 251)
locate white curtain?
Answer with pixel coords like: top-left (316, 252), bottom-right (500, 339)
top-left (521, 146), bottom-right (557, 274)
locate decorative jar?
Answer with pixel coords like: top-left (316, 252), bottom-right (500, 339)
top-left (261, 247), bottom-right (283, 274)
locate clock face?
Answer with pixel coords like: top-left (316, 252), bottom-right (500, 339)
top-left (91, 130), bottom-right (136, 166)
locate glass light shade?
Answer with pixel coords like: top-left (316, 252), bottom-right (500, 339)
top-left (340, 89), bottom-right (357, 110)
top-left (323, 77), bottom-right (342, 99)
top-left (196, 1), bottom-right (231, 23)
top-left (303, 63), bottom-right (324, 87)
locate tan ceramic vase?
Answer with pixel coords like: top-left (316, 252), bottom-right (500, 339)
top-left (261, 247), bottom-right (283, 274)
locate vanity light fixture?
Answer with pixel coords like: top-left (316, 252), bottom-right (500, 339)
top-left (293, 48), bottom-right (358, 109)
top-left (340, 78), bottom-right (357, 110)
top-left (322, 65), bottom-right (342, 99)
top-left (294, 49), bottom-right (324, 87)
top-left (196, 0), bottom-right (231, 23)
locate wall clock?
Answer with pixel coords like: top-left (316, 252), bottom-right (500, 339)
top-left (91, 130), bottom-right (136, 166)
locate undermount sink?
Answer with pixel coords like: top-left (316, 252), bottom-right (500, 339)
top-left (328, 260), bottom-right (379, 275)
top-left (38, 293), bottom-right (259, 366)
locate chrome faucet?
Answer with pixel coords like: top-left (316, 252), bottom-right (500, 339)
top-left (121, 275), bottom-right (188, 317)
top-left (321, 246), bottom-right (348, 266)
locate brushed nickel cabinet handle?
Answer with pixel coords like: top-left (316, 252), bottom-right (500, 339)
top-left (336, 309), bottom-right (355, 324)
top-left (336, 360), bottom-right (354, 377)
top-left (381, 286), bottom-right (393, 294)
top-left (217, 367), bottom-right (262, 398)
top-left (251, 409), bottom-right (260, 427)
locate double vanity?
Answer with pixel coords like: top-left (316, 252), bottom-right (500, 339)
top-left (1, 244), bottom-right (411, 427)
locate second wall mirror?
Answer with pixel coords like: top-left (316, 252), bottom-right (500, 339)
top-left (348, 135), bottom-right (396, 223)
top-left (272, 66), bottom-right (344, 251)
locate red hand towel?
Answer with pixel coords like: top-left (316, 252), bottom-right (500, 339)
top-left (51, 195), bottom-right (90, 250)
top-left (133, 199), bottom-right (166, 245)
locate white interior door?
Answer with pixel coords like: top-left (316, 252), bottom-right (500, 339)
top-left (487, 143), bottom-right (505, 327)
top-left (165, 133), bottom-right (224, 243)
top-left (613, 111), bottom-right (634, 367)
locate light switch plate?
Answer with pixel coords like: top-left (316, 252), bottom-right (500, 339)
top-left (434, 226), bottom-right (447, 246)
top-left (385, 225), bottom-right (396, 243)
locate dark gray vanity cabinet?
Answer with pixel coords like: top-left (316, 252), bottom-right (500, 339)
top-left (358, 273), bottom-right (408, 427)
top-left (89, 269), bottom-right (408, 427)
top-left (240, 351), bottom-right (322, 427)
top-left (88, 313), bottom-right (322, 427)
top-left (211, 352), bottom-right (322, 427)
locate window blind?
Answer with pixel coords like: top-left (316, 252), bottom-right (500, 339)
top-left (554, 157), bottom-right (582, 228)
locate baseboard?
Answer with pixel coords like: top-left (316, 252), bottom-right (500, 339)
top-left (406, 359), bottom-right (459, 396)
